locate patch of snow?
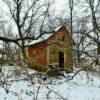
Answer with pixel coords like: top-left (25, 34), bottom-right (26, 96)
top-left (0, 66), bottom-right (100, 100)
top-left (29, 33), bottom-right (53, 45)
top-left (55, 25), bottom-right (63, 32)
top-left (0, 41), bottom-right (3, 49)
top-left (0, 54), bottom-right (2, 58)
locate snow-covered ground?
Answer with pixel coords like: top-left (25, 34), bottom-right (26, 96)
top-left (0, 65), bottom-right (100, 100)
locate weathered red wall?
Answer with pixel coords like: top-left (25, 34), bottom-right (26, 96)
top-left (28, 41), bottom-right (47, 65)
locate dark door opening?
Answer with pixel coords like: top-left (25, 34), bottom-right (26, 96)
top-left (59, 52), bottom-right (64, 68)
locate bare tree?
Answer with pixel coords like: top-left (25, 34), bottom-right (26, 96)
top-left (0, 0), bottom-right (53, 59)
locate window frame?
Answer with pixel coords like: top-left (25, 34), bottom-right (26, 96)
top-left (33, 51), bottom-right (36, 61)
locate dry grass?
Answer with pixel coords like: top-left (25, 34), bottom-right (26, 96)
top-left (29, 63), bottom-right (65, 77)
top-left (46, 68), bottom-right (62, 76)
top-left (29, 63), bottom-right (47, 72)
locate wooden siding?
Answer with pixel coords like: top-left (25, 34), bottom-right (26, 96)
top-left (28, 25), bottom-right (73, 70)
top-left (28, 41), bottom-right (47, 66)
top-left (47, 26), bottom-right (73, 69)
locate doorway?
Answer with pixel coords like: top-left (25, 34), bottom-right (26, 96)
top-left (59, 51), bottom-right (64, 68)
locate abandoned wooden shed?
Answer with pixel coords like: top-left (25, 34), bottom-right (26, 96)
top-left (28, 25), bottom-right (74, 70)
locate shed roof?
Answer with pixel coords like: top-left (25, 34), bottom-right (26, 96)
top-left (29, 33), bottom-right (53, 45)
top-left (29, 25), bottom-right (63, 45)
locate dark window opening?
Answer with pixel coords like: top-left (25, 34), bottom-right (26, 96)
top-left (33, 52), bottom-right (36, 60)
top-left (62, 36), bottom-right (65, 41)
top-left (97, 43), bottom-right (100, 55)
top-left (59, 51), bottom-right (64, 68)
